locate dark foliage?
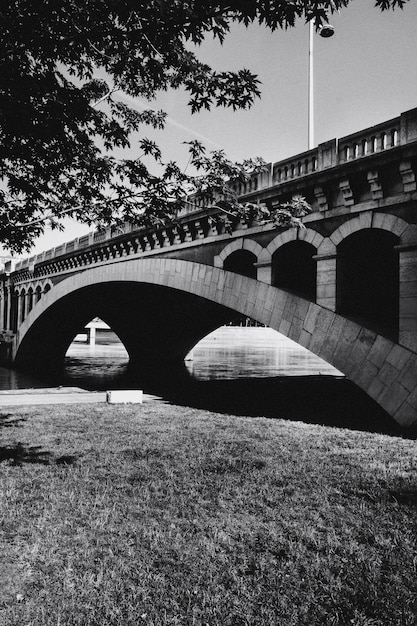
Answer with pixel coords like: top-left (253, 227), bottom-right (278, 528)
top-left (0, 1), bottom-right (408, 250)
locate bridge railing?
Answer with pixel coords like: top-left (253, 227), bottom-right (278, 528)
top-left (12, 107), bottom-right (417, 273)
top-left (236, 107), bottom-right (417, 196)
top-left (338, 118), bottom-right (400, 163)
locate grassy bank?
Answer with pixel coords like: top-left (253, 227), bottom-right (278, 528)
top-left (1, 402), bottom-right (417, 625)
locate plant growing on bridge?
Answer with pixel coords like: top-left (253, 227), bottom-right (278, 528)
top-left (183, 139), bottom-right (312, 232)
top-left (0, 0), bottom-right (408, 252)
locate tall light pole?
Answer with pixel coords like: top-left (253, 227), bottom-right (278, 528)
top-left (308, 21), bottom-right (334, 150)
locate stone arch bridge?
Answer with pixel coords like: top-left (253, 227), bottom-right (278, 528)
top-left (1, 108), bottom-right (417, 429)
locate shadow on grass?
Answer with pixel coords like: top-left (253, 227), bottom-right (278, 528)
top-left (0, 412), bottom-right (27, 428)
top-left (389, 489), bottom-right (417, 507)
top-left (0, 443), bottom-right (77, 466)
top-left (137, 369), bottom-right (414, 439)
top-left (0, 413), bottom-right (77, 466)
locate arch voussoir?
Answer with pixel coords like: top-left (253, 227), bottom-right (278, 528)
top-left (330, 211), bottom-right (410, 246)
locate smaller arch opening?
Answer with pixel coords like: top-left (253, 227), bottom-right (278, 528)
top-left (336, 229), bottom-right (399, 340)
top-left (27, 288), bottom-right (34, 313)
top-left (223, 250), bottom-right (257, 279)
top-left (20, 289), bottom-right (27, 324)
top-left (272, 241), bottom-right (317, 301)
top-left (11, 289), bottom-right (19, 331)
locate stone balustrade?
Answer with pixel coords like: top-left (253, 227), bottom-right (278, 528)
top-left (9, 107), bottom-right (417, 279)
top-left (237, 107), bottom-right (417, 196)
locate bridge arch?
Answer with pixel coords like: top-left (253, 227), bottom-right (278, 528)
top-left (27, 286), bottom-right (34, 314)
top-left (10, 280), bottom-right (53, 332)
top-left (329, 211), bottom-right (409, 246)
top-left (266, 228), bottom-right (324, 301)
top-left (215, 238), bottom-right (264, 279)
top-left (329, 212), bottom-right (409, 341)
top-left (336, 227), bottom-right (400, 339)
top-left (14, 258), bottom-right (417, 428)
top-left (31, 279), bottom-right (51, 293)
top-left (265, 227), bottom-right (325, 257)
top-left (216, 238), bottom-right (264, 262)
top-left (35, 285), bottom-right (42, 304)
top-left (18, 287), bottom-right (28, 324)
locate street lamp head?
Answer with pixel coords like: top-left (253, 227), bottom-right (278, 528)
top-left (318, 23), bottom-right (335, 38)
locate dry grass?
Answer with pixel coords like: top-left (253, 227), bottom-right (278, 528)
top-left (0, 402), bottom-right (417, 625)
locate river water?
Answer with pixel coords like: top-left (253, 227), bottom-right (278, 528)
top-left (0, 327), bottom-right (399, 433)
top-left (63, 326), bottom-right (343, 387)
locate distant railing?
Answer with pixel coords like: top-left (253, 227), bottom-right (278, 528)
top-left (179, 195), bottom-right (217, 216)
top-left (78, 234), bottom-right (90, 248)
top-left (272, 149), bottom-right (318, 185)
top-left (93, 230), bottom-right (107, 243)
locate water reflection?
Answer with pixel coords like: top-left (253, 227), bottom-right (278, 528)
top-left (0, 327), bottom-right (399, 435)
top-left (62, 344), bottom-right (129, 389)
top-left (0, 366), bottom-right (46, 390)
top-left (185, 327), bottom-right (342, 379)
top-left (0, 327), bottom-right (342, 391)
top-left (60, 327), bottom-right (342, 388)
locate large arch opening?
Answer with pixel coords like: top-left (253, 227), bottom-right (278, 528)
top-left (15, 282), bottom-right (238, 378)
top-left (13, 258), bottom-right (406, 431)
top-left (336, 229), bottom-right (399, 339)
top-left (186, 326), bottom-right (342, 381)
top-left (223, 249), bottom-right (257, 278)
top-left (272, 241), bottom-right (316, 300)
top-left (15, 276), bottom-right (342, 393)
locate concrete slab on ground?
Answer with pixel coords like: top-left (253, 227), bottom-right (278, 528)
top-left (0, 387), bottom-right (107, 406)
top-left (0, 387), bottom-right (166, 407)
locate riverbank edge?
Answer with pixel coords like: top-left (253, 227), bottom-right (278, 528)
top-left (0, 387), bottom-right (158, 406)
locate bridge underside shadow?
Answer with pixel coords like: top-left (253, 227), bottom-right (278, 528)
top-left (13, 258), bottom-right (417, 429)
top-left (14, 282), bottom-right (405, 436)
top-left (14, 282), bottom-right (239, 375)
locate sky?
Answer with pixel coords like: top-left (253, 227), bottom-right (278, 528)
top-left (17, 0), bottom-right (417, 256)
